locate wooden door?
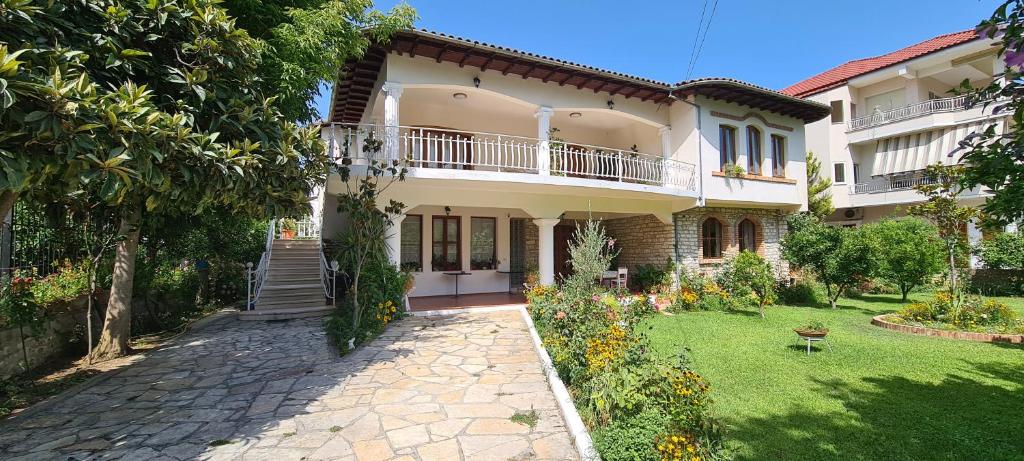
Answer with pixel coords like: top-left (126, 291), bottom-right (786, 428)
top-left (553, 224), bottom-right (576, 280)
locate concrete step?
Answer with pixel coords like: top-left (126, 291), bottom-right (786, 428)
top-left (238, 305), bottom-right (334, 321)
top-left (259, 288), bottom-right (324, 300)
top-left (256, 297), bottom-right (328, 309)
top-left (272, 240), bottom-right (320, 249)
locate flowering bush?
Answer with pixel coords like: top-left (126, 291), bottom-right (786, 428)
top-left (527, 218), bottom-right (725, 461)
top-left (29, 260), bottom-right (91, 307)
top-left (895, 291), bottom-right (1022, 334)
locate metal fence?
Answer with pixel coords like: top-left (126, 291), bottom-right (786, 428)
top-left (3, 200), bottom-right (93, 276)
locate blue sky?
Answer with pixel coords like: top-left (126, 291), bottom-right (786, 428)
top-left (314, 0), bottom-right (1001, 118)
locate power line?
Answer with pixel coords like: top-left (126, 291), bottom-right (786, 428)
top-left (684, 0), bottom-right (709, 81)
top-left (686, 0), bottom-right (720, 80)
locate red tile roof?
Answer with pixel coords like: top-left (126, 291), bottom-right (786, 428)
top-left (781, 29), bottom-right (980, 98)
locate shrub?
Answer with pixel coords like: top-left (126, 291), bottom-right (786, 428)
top-left (631, 259), bottom-right (675, 294)
top-left (592, 409), bottom-right (668, 461)
top-left (29, 260), bottom-right (90, 307)
top-left (777, 278), bottom-right (826, 305)
top-left (326, 261), bottom-right (408, 353)
top-left (978, 231), bottom-right (1024, 269)
top-left (719, 251), bottom-right (776, 318)
top-left (670, 272), bottom-right (734, 312)
top-left (895, 291), bottom-right (1020, 333)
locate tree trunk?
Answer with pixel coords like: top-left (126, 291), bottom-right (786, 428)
top-left (18, 324), bottom-right (29, 371)
top-left (948, 243), bottom-right (958, 294)
top-left (91, 205), bottom-right (142, 361)
top-left (0, 190), bottom-right (17, 227)
top-left (901, 286), bottom-right (910, 302)
top-left (826, 283), bottom-right (837, 309)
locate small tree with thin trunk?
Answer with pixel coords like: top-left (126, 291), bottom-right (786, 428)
top-left (723, 251), bottom-right (776, 318)
top-left (864, 218), bottom-right (946, 301)
top-left (909, 164), bottom-right (979, 310)
top-left (783, 214), bottom-right (879, 309)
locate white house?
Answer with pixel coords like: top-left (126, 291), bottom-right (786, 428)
top-left (242, 29), bottom-right (831, 316)
top-left (782, 29), bottom-right (1011, 248)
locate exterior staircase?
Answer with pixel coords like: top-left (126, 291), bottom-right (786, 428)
top-left (239, 239), bottom-right (335, 321)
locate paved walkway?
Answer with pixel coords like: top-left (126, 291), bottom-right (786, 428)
top-left (0, 310), bottom-right (579, 460)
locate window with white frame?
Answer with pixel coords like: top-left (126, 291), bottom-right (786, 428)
top-left (833, 163), bottom-right (847, 184)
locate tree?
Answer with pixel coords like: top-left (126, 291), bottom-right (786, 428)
top-left (908, 164), bottom-right (978, 297)
top-left (724, 251), bottom-right (776, 318)
top-left (334, 133), bottom-right (405, 338)
top-left (5, 0), bottom-right (330, 360)
top-left (864, 218), bottom-right (946, 301)
top-left (783, 214), bottom-right (879, 309)
top-left (222, 0), bottom-right (416, 122)
top-left (806, 151), bottom-right (834, 221)
top-left (960, 1), bottom-right (1024, 224)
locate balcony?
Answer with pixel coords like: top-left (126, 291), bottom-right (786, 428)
top-left (847, 95), bottom-right (970, 132)
top-left (852, 170), bottom-right (936, 194)
top-left (323, 124), bottom-right (697, 192)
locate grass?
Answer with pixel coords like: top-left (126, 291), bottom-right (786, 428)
top-left (644, 293), bottom-right (1024, 461)
top-left (510, 409), bottom-right (539, 428)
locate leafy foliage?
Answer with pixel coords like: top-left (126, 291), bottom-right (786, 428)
top-left (978, 231), bottom-right (1024, 269)
top-left (630, 259), bottom-right (675, 294)
top-left (895, 291), bottom-right (1023, 334)
top-left (806, 151), bottom-right (834, 221)
top-left (526, 218), bottom-right (725, 461)
top-left (863, 218), bottom-right (946, 301)
top-left (959, 1), bottom-right (1024, 225)
top-left (0, 276), bottom-right (44, 370)
top-left (782, 214), bottom-right (880, 309)
top-left (909, 164), bottom-right (979, 296)
top-left (719, 251), bottom-right (777, 318)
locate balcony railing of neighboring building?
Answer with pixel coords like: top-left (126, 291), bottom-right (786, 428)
top-left (851, 169), bottom-right (938, 194)
top-left (323, 123), bottom-right (698, 192)
top-left (847, 94), bottom-right (971, 131)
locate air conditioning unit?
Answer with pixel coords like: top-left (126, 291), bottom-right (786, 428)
top-left (842, 208), bottom-right (863, 220)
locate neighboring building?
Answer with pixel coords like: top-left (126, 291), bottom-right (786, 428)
top-left (291, 29), bottom-right (829, 303)
top-left (782, 30), bottom-right (1011, 248)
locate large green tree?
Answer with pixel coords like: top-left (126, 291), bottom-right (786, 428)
top-left (783, 214), bottom-right (879, 309)
top-left (222, 0), bottom-right (416, 122)
top-left (2, 0), bottom-right (330, 359)
top-left (909, 164), bottom-right (978, 297)
top-left (863, 218), bottom-right (946, 301)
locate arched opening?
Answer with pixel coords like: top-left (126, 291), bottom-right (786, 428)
top-left (738, 218), bottom-right (760, 253)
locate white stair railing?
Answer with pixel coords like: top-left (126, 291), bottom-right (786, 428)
top-left (246, 217), bottom-right (275, 310)
top-left (320, 252), bottom-right (339, 303)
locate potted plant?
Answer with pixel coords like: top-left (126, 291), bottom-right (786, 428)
top-left (794, 319), bottom-right (829, 338)
top-left (722, 163), bottom-right (746, 178)
top-left (281, 218), bottom-right (297, 239)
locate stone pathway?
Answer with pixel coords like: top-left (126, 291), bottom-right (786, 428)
top-left (0, 310), bottom-right (579, 460)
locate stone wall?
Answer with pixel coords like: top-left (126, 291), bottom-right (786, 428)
top-left (0, 296), bottom-right (88, 380)
top-left (603, 215), bottom-right (675, 273)
top-left (674, 207), bottom-right (790, 278)
top-left (523, 220), bottom-right (539, 271)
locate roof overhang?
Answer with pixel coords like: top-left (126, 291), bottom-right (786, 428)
top-left (672, 79), bottom-right (831, 123)
top-left (330, 29), bottom-right (832, 124)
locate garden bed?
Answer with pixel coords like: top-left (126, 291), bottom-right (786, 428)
top-left (872, 314), bottom-right (1024, 344)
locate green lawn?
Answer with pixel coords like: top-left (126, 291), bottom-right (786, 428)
top-left (644, 293), bottom-right (1024, 461)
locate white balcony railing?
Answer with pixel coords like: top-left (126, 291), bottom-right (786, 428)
top-left (851, 169), bottom-right (937, 194)
top-left (847, 95), bottom-right (970, 131)
top-left (323, 123), bottom-right (697, 191)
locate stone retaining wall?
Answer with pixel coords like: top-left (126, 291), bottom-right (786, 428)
top-left (0, 296), bottom-right (89, 380)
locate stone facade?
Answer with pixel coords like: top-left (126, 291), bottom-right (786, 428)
top-left (602, 215), bottom-right (675, 273)
top-left (522, 220), bottom-right (538, 272)
top-left (674, 207), bottom-right (790, 278)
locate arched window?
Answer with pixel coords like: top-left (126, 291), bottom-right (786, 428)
top-left (747, 126), bottom-right (762, 175)
top-left (702, 218), bottom-right (724, 259)
top-left (738, 218), bottom-right (758, 253)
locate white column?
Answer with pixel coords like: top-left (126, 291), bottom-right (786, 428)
top-left (534, 218), bottom-right (560, 285)
top-left (659, 126), bottom-right (672, 187)
top-left (968, 218), bottom-right (983, 269)
top-left (382, 82), bottom-right (404, 162)
top-left (535, 106), bottom-right (554, 175)
top-left (387, 214), bottom-right (404, 267)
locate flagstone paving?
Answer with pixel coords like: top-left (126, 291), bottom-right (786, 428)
top-left (0, 310), bottom-right (579, 460)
